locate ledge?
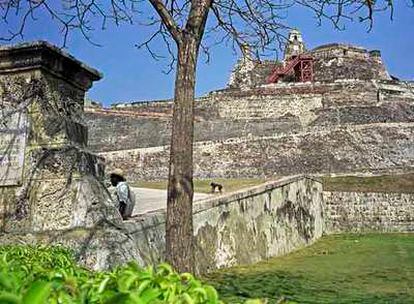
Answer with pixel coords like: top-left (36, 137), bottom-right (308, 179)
top-left (311, 43), bottom-right (367, 53)
top-left (0, 41), bottom-right (102, 90)
top-left (128, 175), bottom-right (322, 227)
top-left (193, 175), bottom-right (322, 214)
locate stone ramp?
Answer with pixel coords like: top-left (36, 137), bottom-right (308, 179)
top-left (130, 187), bottom-right (211, 215)
top-left (123, 176), bottom-right (325, 273)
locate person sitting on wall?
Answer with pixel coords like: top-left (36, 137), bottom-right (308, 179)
top-left (110, 169), bottom-right (135, 220)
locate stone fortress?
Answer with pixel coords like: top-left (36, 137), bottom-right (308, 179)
top-left (85, 29), bottom-right (414, 181)
top-left (0, 31), bottom-right (413, 272)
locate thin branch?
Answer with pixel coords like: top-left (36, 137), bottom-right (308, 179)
top-left (147, 0), bottom-right (182, 43)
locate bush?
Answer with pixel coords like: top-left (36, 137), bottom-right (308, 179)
top-left (0, 245), bottom-right (230, 304)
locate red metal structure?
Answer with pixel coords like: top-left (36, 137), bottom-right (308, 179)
top-left (266, 54), bottom-right (314, 84)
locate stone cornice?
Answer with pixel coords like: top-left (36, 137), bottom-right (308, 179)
top-left (0, 41), bottom-right (102, 90)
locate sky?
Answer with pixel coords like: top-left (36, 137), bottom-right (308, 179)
top-left (0, 1), bottom-right (413, 106)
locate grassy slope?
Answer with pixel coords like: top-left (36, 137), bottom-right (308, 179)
top-left (132, 178), bottom-right (267, 194)
top-left (322, 173), bottom-right (414, 193)
top-left (134, 173), bottom-right (414, 194)
top-left (205, 234), bottom-right (414, 304)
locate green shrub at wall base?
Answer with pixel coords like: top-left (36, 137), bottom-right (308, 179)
top-left (0, 245), bottom-right (263, 304)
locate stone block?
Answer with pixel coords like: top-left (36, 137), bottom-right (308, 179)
top-left (0, 41), bottom-right (135, 269)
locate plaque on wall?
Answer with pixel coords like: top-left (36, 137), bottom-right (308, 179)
top-left (0, 108), bottom-right (27, 186)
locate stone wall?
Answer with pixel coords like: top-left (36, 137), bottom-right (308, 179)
top-left (100, 123), bottom-right (414, 181)
top-left (86, 79), bottom-right (414, 158)
top-left (0, 42), bottom-right (110, 233)
top-left (85, 78), bottom-right (414, 181)
top-left (86, 107), bottom-right (301, 152)
top-left (85, 108), bottom-right (171, 152)
top-left (324, 191), bottom-right (414, 233)
top-left (123, 176), bottom-right (325, 274)
top-left (310, 44), bottom-right (390, 82)
top-left (0, 42), bottom-right (140, 270)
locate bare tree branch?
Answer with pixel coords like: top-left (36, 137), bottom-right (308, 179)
top-left (148, 0), bottom-right (182, 43)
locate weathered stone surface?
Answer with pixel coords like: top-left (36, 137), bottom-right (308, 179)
top-left (124, 176), bottom-right (325, 274)
top-left (0, 42), bottom-right (140, 271)
top-left (0, 107), bottom-right (27, 186)
top-left (0, 42), bottom-right (112, 233)
top-left (227, 43), bottom-right (390, 89)
top-left (324, 191), bottom-right (414, 233)
top-left (100, 123), bottom-right (414, 181)
top-left (85, 77), bottom-right (414, 182)
top-left (85, 108), bottom-right (301, 152)
top-left (0, 223), bottom-right (142, 270)
top-left (311, 44), bottom-right (390, 83)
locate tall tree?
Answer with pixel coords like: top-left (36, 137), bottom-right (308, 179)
top-left (0, 0), bottom-right (399, 272)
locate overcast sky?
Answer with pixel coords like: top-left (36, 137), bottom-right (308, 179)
top-left (1, 1), bottom-right (413, 106)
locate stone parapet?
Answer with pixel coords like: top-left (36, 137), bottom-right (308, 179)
top-left (124, 176), bottom-right (325, 274)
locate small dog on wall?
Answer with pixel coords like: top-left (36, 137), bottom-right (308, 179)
top-left (210, 182), bottom-right (223, 194)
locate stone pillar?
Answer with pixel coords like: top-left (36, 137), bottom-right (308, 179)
top-left (0, 42), bottom-right (139, 268)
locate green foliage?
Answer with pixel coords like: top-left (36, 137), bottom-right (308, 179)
top-left (0, 245), bottom-right (259, 304)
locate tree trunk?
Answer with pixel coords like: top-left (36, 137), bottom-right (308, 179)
top-left (166, 35), bottom-right (199, 273)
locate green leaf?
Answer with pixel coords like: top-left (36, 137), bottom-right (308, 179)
top-left (126, 261), bottom-right (141, 272)
top-left (104, 293), bottom-right (131, 304)
top-left (0, 273), bottom-right (14, 291)
top-left (180, 273), bottom-right (194, 282)
top-left (192, 287), bottom-right (207, 298)
top-left (140, 288), bottom-right (161, 303)
top-left (22, 281), bottom-right (51, 304)
top-left (244, 300), bottom-right (263, 304)
top-left (136, 280), bottom-right (151, 295)
top-left (181, 293), bottom-right (194, 304)
top-left (204, 285), bottom-right (219, 302)
top-left (156, 264), bottom-right (173, 275)
top-left (0, 292), bottom-right (21, 304)
top-left (118, 273), bottom-right (138, 292)
top-left (98, 277), bottom-right (111, 294)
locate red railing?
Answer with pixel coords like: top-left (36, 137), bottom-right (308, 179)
top-left (266, 55), bottom-right (314, 84)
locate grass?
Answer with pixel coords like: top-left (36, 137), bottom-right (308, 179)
top-left (134, 173), bottom-right (414, 194)
top-left (204, 234), bottom-right (414, 304)
top-left (132, 178), bottom-right (268, 194)
top-left (322, 173), bottom-right (414, 193)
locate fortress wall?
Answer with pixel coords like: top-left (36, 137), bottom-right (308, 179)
top-left (310, 44), bottom-right (391, 82)
top-left (123, 176), bottom-right (325, 274)
top-left (86, 80), bottom-right (414, 154)
top-left (228, 44), bottom-right (391, 88)
top-left (99, 123), bottom-right (414, 181)
top-left (324, 191), bottom-right (414, 233)
top-left (85, 110), bottom-right (171, 152)
top-left (86, 110), bottom-right (302, 153)
top-left (111, 99), bottom-right (173, 114)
